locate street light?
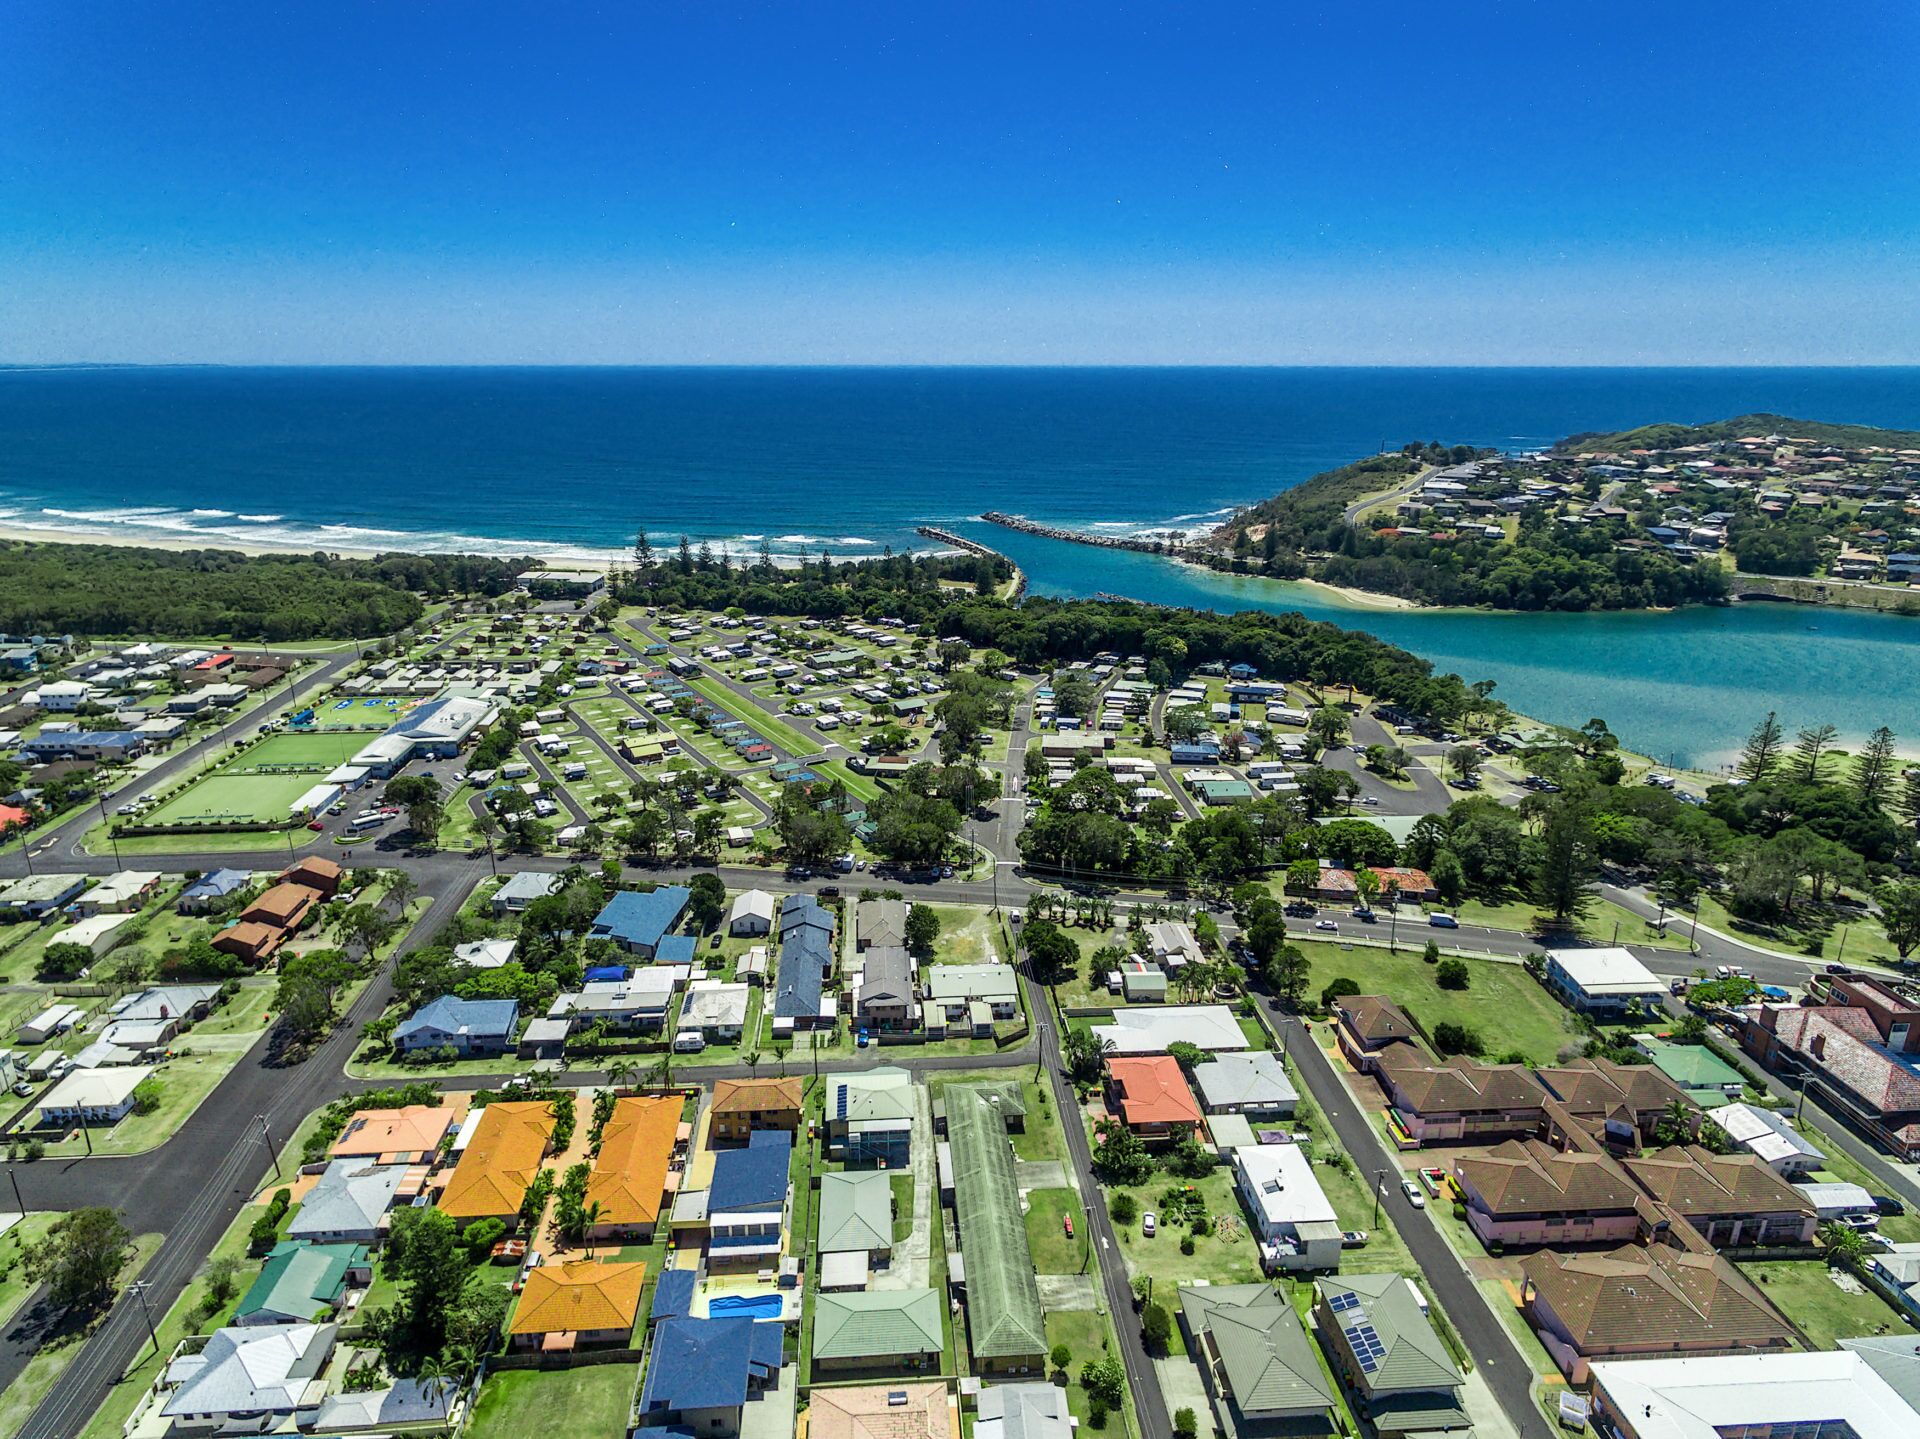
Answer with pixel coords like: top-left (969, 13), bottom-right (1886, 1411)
top-left (5, 1165), bottom-right (24, 1216)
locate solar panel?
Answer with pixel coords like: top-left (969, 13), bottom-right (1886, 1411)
top-left (1343, 1321), bottom-right (1385, 1373)
top-left (1328, 1291), bottom-right (1360, 1313)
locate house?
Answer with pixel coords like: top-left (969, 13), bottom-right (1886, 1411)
top-left (1619, 1146), bottom-right (1817, 1246)
top-left (1105, 1055), bottom-right (1203, 1142)
top-left (1712, 1102), bottom-right (1824, 1177)
top-left (18, 730), bottom-right (147, 764)
top-left (710, 1077), bottom-right (802, 1143)
top-left (807, 1383), bottom-right (955, 1439)
top-left (437, 1101), bottom-right (553, 1224)
top-left (1373, 1046), bottom-right (1548, 1145)
top-left (17, 1003), bottom-right (84, 1044)
top-left (855, 898), bottom-right (909, 951)
top-left (453, 938), bottom-right (516, 970)
top-left (280, 855), bottom-right (344, 898)
top-left (490, 870), bottom-right (562, 915)
top-left (975, 1386), bottom-right (1072, 1439)
top-left (584, 1096), bottom-right (680, 1242)
top-left (1743, 976), bottom-right (1920, 1159)
top-left (811, 1289), bottom-right (943, 1373)
top-left (1633, 1033), bottom-right (1747, 1100)
top-left (210, 921), bottom-right (284, 966)
top-left (1334, 995), bottom-right (1419, 1069)
top-left (946, 1083), bottom-right (1048, 1375)
top-left (1119, 959), bottom-right (1168, 1002)
top-left (1313, 1274), bottom-right (1467, 1435)
top-left (1178, 1284), bottom-right (1339, 1431)
top-left (508, 1259), bottom-right (647, 1350)
top-left (1519, 1244), bottom-right (1795, 1380)
top-left (329, 1104), bottom-right (453, 1164)
top-left (159, 1323), bottom-right (335, 1433)
top-left (1232, 1143), bottom-right (1342, 1272)
top-left (37, 1065), bottom-right (155, 1127)
top-left (1451, 1139), bottom-right (1652, 1248)
top-left (680, 982), bottom-right (751, 1042)
top-left (1144, 920), bottom-right (1203, 969)
top-left (1543, 946), bottom-right (1668, 1016)
top-left (78, 869), bottom-right (163, 914)
top-left (0, 873), bottom-right (87, 918)
top-left (726, 889), bottom-right (775, 937)
top-left (706, 1130), bottom-right (791, 1271)
top-left (58, 911), bottom-right (133, 958)
top-left (235, 1241), bottom-right (370, 1326)
top-left (817, 1171), bottom-right (893, 1263)
top-left (1368, 866), bottom-right (1438, 903)
top-left (1534, 1057), bottom-right (1696, 1143)
top-left (1866, 1244), bottom-right (1920, 1322)
top-left (774, 896), bottom-right (835, 1025)
top-left (286, 1160), bottom-right (409, 1245)
top-left (176, 869), bottom-right (250, 914)
top-left (637, 1317), bottom-right (784, 1438)
top-left (1589, 1352), bottom-right (1920, 1439)
top-left (306, 1379), bottom-right (455, 1436)
top-left (1091, 1004), bottom-right (1249, 1056)
top-left (589, 886), bottom-right (691, 958)
top-left (922, 964), bottom-right (1018, 1035)
top-left (1192, 1051), bottom-right (1298, 1117)
top-left (393, 996), bottom-right (518, 1057)
top-left (853, 945), bottom-right (916, 1032)
top-left (825, 1066), bottom-right (914, 1167)
top-left (101, 984), bottom-right (221, 1050)
top-left (549, 971), bottom-right (686, 1033)
top-left (240, 881), bottom-right (323, 934)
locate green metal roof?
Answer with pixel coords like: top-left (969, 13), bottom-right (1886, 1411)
top-left (1178, 1284), bottom-right (1335, 1418)
top-left (817, 1171), bottom-right (893, 1255)
top-left (235, 1241), bottom-right (367, 1324)
top-left (1640, 1037), bottom-right (1744, 1090)
top-left (947, 1083), bottom-right (1046, 1361)
top-left (1316, 1273), bottom-right (1461, 1396)
top-left (811, 1288), bottom-right (944, 1361)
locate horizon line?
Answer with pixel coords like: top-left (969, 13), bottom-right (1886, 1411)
top-left (6, 360), bottom-right (1920, 373)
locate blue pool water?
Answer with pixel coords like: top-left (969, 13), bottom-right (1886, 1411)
top-left (707, 1294), bottom-right (784, 1320)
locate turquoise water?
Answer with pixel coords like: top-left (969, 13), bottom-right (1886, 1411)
top-left (973, 522), bottom-right (1920, 771)
top-left (1, 364), bottom-right (1916, 765)
top-left (707, 1293), bottom-right (784, 1319)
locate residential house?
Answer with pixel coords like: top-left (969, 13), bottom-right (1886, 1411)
top-left (1233, 1143), bottom-right (1342, 1273)
top-left (853, 945), bottom-right (916, 1032)
top-left (329, 1105), bottom-right (454, 1164)
top-left (774, 894), bottom-right (835, 1026)
top-left (240, 880), bottom-right (323, 934)
top-left (1105, 1055), bottom-right (1203, 1143)
top-left (1192, 1051), bottom-right (1298, 1117)
top-left (826, 1067), bottom-right (914, 1167)
top-left (1543, 946), bottom-right (1668, 1016)
top-left (706, 1130), bottom-right (791, 1272)
top-left (855, 898), bottom-right (909, 951)
top-left (78, 869), bottom-right (163, 914)
top-left (1712, 1102), bottom-right (1825, 1177)
top-left (726, 889), bottom-right (775, 937)
top-left (158, 1323), bottom-right (335, 1434)
top-left (946, 1083), bottom-right (1048, 1375)
top-left (1633, 1034), bottom-right (1747, 1102)
top-left (922, 964), bottom-right (1018, 1036)
top-left (280, 856), bottom-right (344, 898)
top-left (1313, 1274), bottom-right (1468, 1435)
top-left (235, 1241), bottom-right (371, 1326)
top-left (585, 1096), bottom-right (680, 1243)
top-left (710, 1077), bottom-right (803, 1143)
top-left (1534, 1057), bottom-right (1696, 1145)
top-left (286, 1159), bottom-right (409, 1245)
top-left (306, 1380), bottom-right (454, 1435)
top-left (590, 886), bottom-right (692, 958)
top-left (637, 1316), bottom-right (784, 1437)
top-left (508, 1259), bottom-right (647, 1350)
top-left (807, 1383), bottom-right (955, 1439)
top-left (210, 921), bottom-right (285, 966)
top-left (0, 873), bottom-right (87, 918)
top-left (818, 1171), bottom-right (893, 1265)
top-left (1519, 1244), bottom-right (1795, 1381)
top-left (1091, 1003), bottom-right (1249, 1057)
top-left (1373, 1046), bottom-right (1548, 1145)
top-left (437, 1100), bottom-right (553, 1225)
top-left (1451, 1139), bottom-right (1653, 1248)
top-left (1178, 1284), bottom-right (1339, 1432)
top-left (974, 1386), bottom-right (1071, 1439)
top-left (176, 869), bottom-right (250, 914)
top-left (101, 984), bottom-right (221, 1051)
top-left (548, 971), bottom-right (685, 1033)
top-left (1620, 1146), bottom-right (1818, 1246)
top-left (392, 996), bottom-right (519, 1057)
top-left (680, 982), bottom-right (750, 1042)
top-left (490, 871), bottom-right (561, 916)
top-left (811, 1289), bottom-right (943, 1374)
top-left (1145, 920), bottom-right (1203, 970)
top-left (1334, 995), bottom-right (1419, 1071)
top-left (1589, 1352), bottom-right (1920, 1439)
top-left (1866, 1244), bottom-right (1920, 1323)
top-left (37, 1066), bottom-right (155, 1127)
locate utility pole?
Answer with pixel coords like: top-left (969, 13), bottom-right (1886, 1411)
top-left (5, 1165), bottom-right (24, 1216)
top-left (16, 825), bottom-right (33, 877)
top-left (1372, 1168), bottom-right (1386, 1229)
top-left (258, 1113), bottom-right (281, 1180)
top-left (129, 1279), bottom-right (161, 1356)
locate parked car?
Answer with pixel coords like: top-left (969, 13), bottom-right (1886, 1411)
top-left (1350, 908), bottom-right (1376, 923)
top-left (1284, 902), bottom-right (1317, 917)
top-left (1313, 919), bottom-right (1340, 933)
top-left (1837, 1212), bottom-right (1879, 1232)
top-left (1142, 1212), bottom-right (1157, 1238)
top-left (1063, 1215), bottom-right (1074, 1239)
top-left (306, 820), bottom-right (325, 832)
top-left (1428, 912), bottom-right (1459, 928)
top-left (1400, 1179), bottom-right (1426, 1209)
top-left (1340, 1229), bottom-right (1369, 1248)
top-left (1872, 1195), bottom-right (1908, 1217)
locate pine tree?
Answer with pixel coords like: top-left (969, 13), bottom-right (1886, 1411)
top-left (1793, 724), bottom-right (1838, 782)
top-left (1738, 711), bottom-right (1784, 784)
top-left (676, 535), bottom-right (693, 574)
top-left (632, 527), bottom-right (654, 571)
top-left (1898, 766), bottom-right (1920, 838)
top-left (1852, 726), bottom-right (1898, 806)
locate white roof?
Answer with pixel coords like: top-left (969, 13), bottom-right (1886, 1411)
top-left (1091, 1004), bottom-right (1249, 1055)
top-left (453, 938), bottom-right (517, 969)
top-left (87, 871), bottom-right (162, 905)
top-left (1233, 1143), bottom-right (1336, 1229)
top-left (1714, 1102), bottom-right (1824, 1166)
top-left (1589, 1352), bottom-right (1920, 1439)
top-left (40, 1065), bottom-right (155, 1110)
top-left (1546, 945), bottom-right (1664, 996)
top-left (729, 889), bottom-right (776, 924)
top-left (683, 982), bottom-right (751, 1029)
top-left (61, 912), bottom-right (132, 950)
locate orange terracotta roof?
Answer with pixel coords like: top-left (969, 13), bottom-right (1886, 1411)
top-left (587, 1096), bottom-right (680, 1227)
top-left (508, 1259), bottom-right (646, 1336)
top-left (712, 1076), bottom-right (803, 1115)
top-left (440, 1101), bottom-right (552, 1220)
top-left (331, 1104), bottom-right (454, 1159)
top-left (1108, 1055), bottom-right (1202, 1128)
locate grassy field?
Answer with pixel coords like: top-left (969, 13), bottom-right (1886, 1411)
top-left (0, 1213), bottom-right (61, 1328)
top-left (233, 730), bottom-right (371, 769)
top-left (143, 771), bottom-right (315, 826)
top-left (1023, 1187), bottom-right (1089, 1274)
top-left (464, 1364), bottom-right (639, 1439)
top-left (929, 905), bottom-right (1010, 966)
top-left (1103, 1168), bottom-right (1263, 1285)
top-left (0, 1233), bottom-right (163, 1439)
top-left (1312, 1154), bottom-right (1422, 1279)
top-left (1739, 1259), bottom-right (1909, 1348)
top-left (1294, 941), bottom-right (1582, 1064)
top-left (1696, 893), bottom-right (1901, 968)
top-left (1046, 1309), bottom-right (1135, 1436)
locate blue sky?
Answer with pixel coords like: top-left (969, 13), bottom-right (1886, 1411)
top-left (2, 1), bottom-right (1916, 363)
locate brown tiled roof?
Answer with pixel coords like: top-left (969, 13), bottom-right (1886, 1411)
top-left (1520, 1244), bottom-right (1792, 1353)
top-left (1338, 996), bottom-right (1417, 1046)
top-left (241, 881), bottom-right (321, 928)
top-left (1537, 1058), bottom-right (1692, 1118)
top-left (1455, 1139), bottom-right (1644, 1216)
top-left (1378, 1046), bottom-right (1547, 1114)
top-left (712, 1076), bottom-right (803, 1115)
top-left (1768, 1005), bottom-right (1920, 1117)
top-left (1621, 1147), bottom-right (1815, 1218)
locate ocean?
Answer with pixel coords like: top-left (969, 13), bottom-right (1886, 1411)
top-left (2, 364), bottom-right (1918, 765)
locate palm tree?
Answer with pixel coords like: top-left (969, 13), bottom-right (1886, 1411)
top-left (1820, 1219), bottom-right (1869, 1274)
top-left (604, 1058), bottom-right (639, 1092)
top-left (1654, 1098), bottom-right (1694, 1148)
top-left (581, 1200), bottom-right (604, 1258)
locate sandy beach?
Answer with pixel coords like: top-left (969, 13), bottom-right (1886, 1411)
top-left (0, 520), bottom-right (416, 561)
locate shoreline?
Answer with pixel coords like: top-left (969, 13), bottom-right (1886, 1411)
top-left (0, 520), bottom-right (397, 560)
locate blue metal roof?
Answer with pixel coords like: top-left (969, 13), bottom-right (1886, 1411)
top-left (654, 934), bottom-right (698, 966)
top-left (639, 1318), bottom-right (781, 1415)
top-left (650, 1269), bottom-right (696, 1324)
top-left (393, 995), bottom-right (518, 1041)
top-left (710, 1130), bottom-right (790, 1212)
top-left (590, 886), bottom-right (691, 950)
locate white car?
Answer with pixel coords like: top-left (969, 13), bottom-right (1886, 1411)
top-left (1400, 1179), bottom-right (1426, 1210)
top-left (1142, 1212), bottom-right (1157, 1238)
top-left (1313, 919), bottom-right (1340, 933)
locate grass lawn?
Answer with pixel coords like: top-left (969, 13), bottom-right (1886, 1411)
top-left (1697, 894), bottom-right (1900, 968)
top-left (928, 1072), bottom-right (1069, 1164)
top-left (0, 1213), bottom-right (62, 1328)
top-left (0, 1233), bottom-right (163, 1439)
top-left (41, 1051), bottom-right (256, 1157)
top-left (464, 1364), bottom-right (640, 1439)
top-left (1449, 895), bottom-right (1687, 951)
top-left (1023, 1187), bottom-right (1089, 1274)
top-left (1046, 1310), bottom-right (1134, 1436)
top-left (1105, 1169), bottom-right (1262, 1285)
top-left (1739, 1259), bottom-right (1909, 1349)
top-left (1293, 940), bottom-right (1583, 1065)
top-left (891, 1173), bottom-right (915, 1245)
top-left (234, 730), bottom-right (371, 769)
top-left (1311, 1155), bottom-right (1422, 1279)
top-left (930, 906), bottom-right (1010, 966)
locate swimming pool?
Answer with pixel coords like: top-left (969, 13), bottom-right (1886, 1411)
top-left (707, 1293), bottom-right (784, 1320)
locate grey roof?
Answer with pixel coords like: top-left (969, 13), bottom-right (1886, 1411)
top-left (285, 1160), bottom-right (406, 1239)
top-left (309, 1378), bottom-right (454, 1432)
top-left (1193, 1051), bottom-right (1299, 1110)
top-left (856, 946), bottom-right (915, 1008)
top-left (856, 899), bottom-right (909, 949)
top-left (923, 963), bottom-right (1017, 1005)
top-left (817, 1171), bottom-right (892, 1255)
top-left (162, 1323), bottom-right (335, 1417)
top-left (1316, 1273), bottom-right (1461, 1394)
top-left (976, 1384), bottom-right (1072, 1439)
top-left (1179, 1284), bottom-right (1335, 1417)
top-left (108, 985), bottom-right (220, 1024)
top-left (1839, 1336), bottom-right (1920, 1412)
top-left (494, 870), bottom-right (562, 906)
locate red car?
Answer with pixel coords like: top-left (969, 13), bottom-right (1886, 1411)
top-left (306, 820), bottom-right (325, 831)
top-left (1063, 1215), bottom-right (1074, 1239)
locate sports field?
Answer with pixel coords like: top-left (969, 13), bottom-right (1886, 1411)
top-left (142, 730), bottom-right (368, 826)
top-left (304, 695), bottom-right (420, 731)
top-left (228, 731), bottom-right (367, 770)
